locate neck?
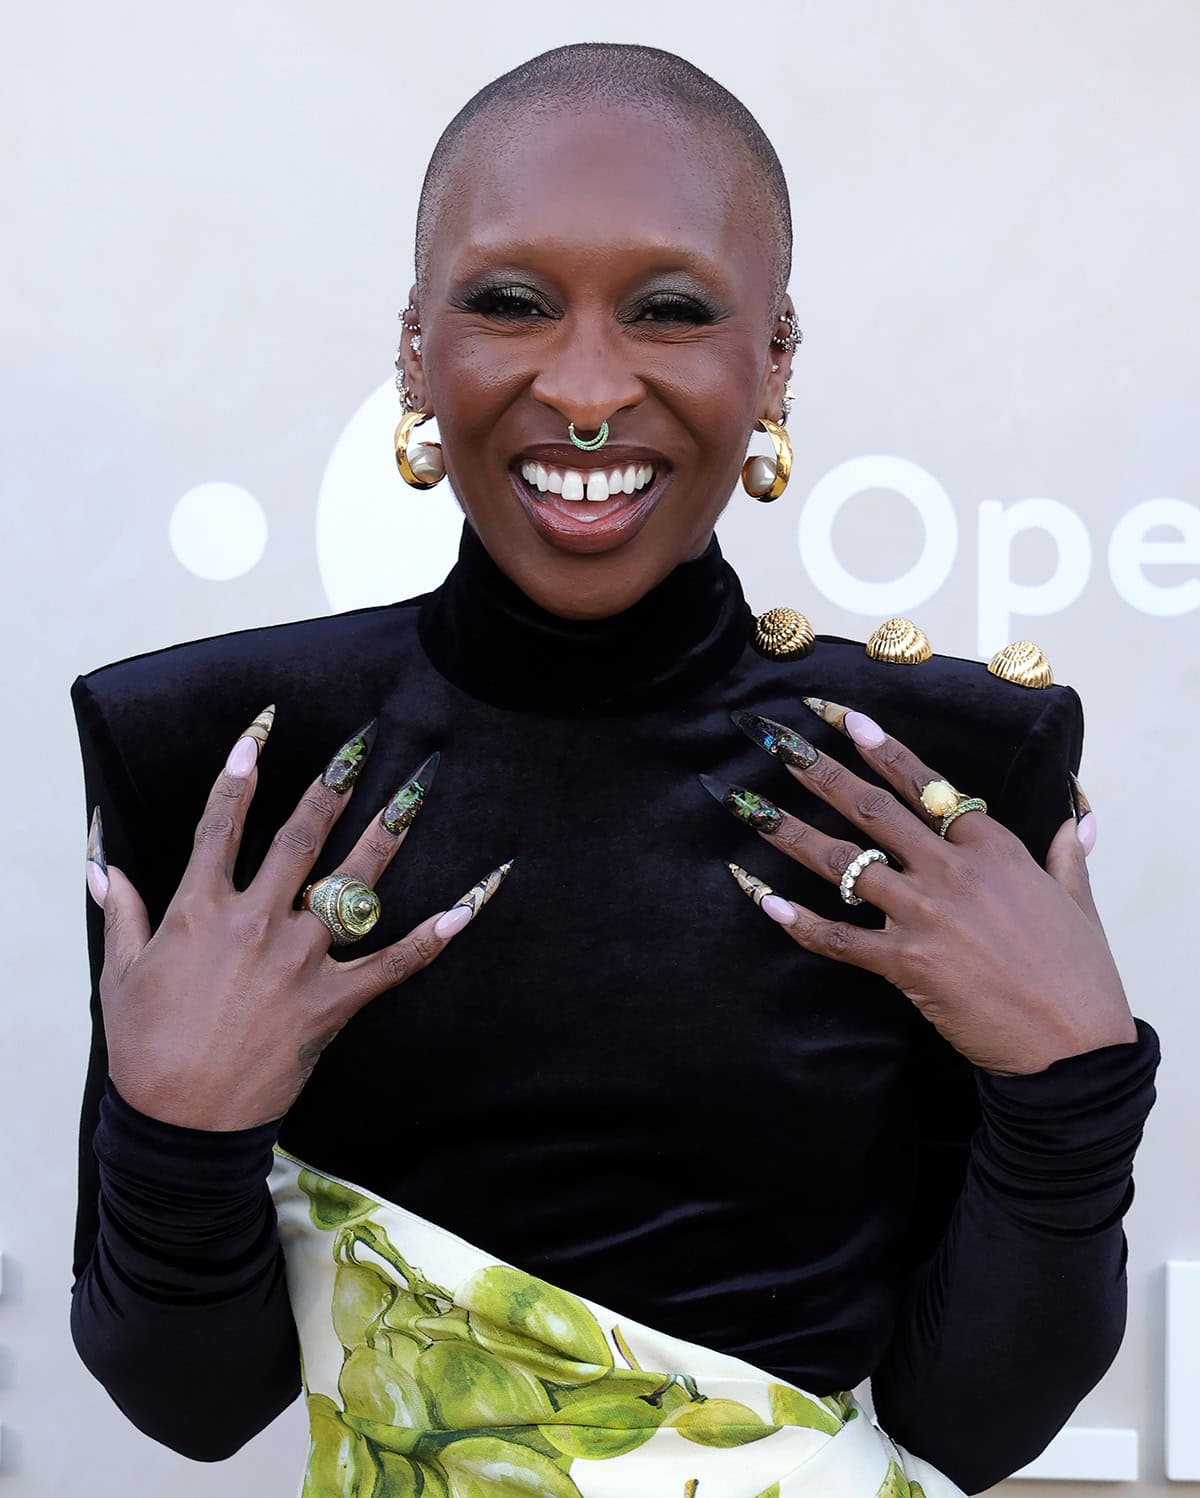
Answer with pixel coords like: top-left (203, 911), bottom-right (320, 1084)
top-left (418, 523), bottom-right (752, 713)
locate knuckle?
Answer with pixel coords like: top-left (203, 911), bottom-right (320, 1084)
top-left (809, 757), bottom-right (845, 794)
top-left (194, 812), bottom-right (237, 846)
top-left (359, 832), bottom-right (396, 866)
top-left (951, 857), bottom-right (984, 897)
top-left (212, 775), bottom-right (246, 802)
top-left (410, 933), bottom-right (439, 967)
top-left (273, 823), bottom-right (320, 858)
top-left (827, 841), bottom-right (861, 881)
top-left (299, 792), bottom-right (337, 825)
top-left (823, 922), bottom-right (856, 956)
top-left (230, 907), bottom-right (272, 948)
top-left (381, 947), bottom-right (413, 988)
top-left (873, 739), bottom-right (908, 774)
top-left (854, 788), bottom-right (894, 824)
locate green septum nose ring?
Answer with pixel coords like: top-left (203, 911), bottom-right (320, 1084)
top-left (568, 420), bottom-right (609, 451)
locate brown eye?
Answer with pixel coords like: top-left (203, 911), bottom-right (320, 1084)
top-left (635, 294), bottom-right (716, 324)
top-left (463, 287), bottom-right (551, 319)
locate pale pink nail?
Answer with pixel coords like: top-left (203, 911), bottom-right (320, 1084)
top-left (86, 860), bottom-right (109, 906)
top-left (225, 735), bottom-right (259, 777)
top-left (760, 894), bottom-right (797, 926)
top-left (434, 905), bottom-right (472, 939)
top-left (843, 711), bottom-right (886, 748)
top-left (1076, 811), bottom-right (1097, 856)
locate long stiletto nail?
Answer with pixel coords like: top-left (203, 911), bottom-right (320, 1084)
top-left (732, 711), bottom-right (818, 769)
top-left (226, 704), bottom-right (275, 777)
top-left (698, 774), bottom-right (784, 833)
top-left (1070, 772), bottom-right (1092, 820)
top-left (801, 697), bottom-right (851, 733)
top-left (322, 719), bottom-right (378, 793)
top-left (381, 751), bottom-right (440, 834)
top-left (86, 806), bottom-right (109, 904)
top-left (434, 859), bottom-right (513, 937)
top-left (727, 861), bottom-right (775, 906)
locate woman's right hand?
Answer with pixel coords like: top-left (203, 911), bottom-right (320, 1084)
top-left (84, 710), bottom-right (502, 1131)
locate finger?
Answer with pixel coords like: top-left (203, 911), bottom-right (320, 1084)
top-left (334, 751), bottom-right (440, 888)
top-left (730, 710), bottom-right (936, 865)
top-left (332, 858), bottom-right (513, 1011)
top-left (251, 719), bottom-right (377, 900)
top-left (99, 865), bottom-right (152, 987)
top-left (1046, 814), bottom-right (1102, 924)
top-left (724, 863), bottom-right (894, 976)
top-left (182, 706), bottom-right (275, 890)
top-left (700, 777), bottom-right (908, 913)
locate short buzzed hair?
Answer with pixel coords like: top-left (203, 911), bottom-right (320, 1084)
top-left (414, 43), bottom-right (792, 309)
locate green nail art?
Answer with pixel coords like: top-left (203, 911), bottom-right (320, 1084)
top-left (381, 751), bottom-right (440, 834)
top-left (87, 806), bottom-right (106, 874)
top-left (732, 711), bottom-right (819, 769)
top-left (322, 719), bottom-right (377, 793)
top-left (699, 774), bottom-right (784, 833)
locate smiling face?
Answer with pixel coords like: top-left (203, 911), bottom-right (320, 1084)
top-left (402, 102), bottom-right (794, 619)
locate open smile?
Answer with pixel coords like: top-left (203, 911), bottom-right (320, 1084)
top-left (508, 444), bottom-right (671, 554)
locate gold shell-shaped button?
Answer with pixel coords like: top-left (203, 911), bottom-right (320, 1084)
top-left (988, 640), bottom-right (1054, 688)
top-left (865, 617), bottom-right (932, 665)
top-left (754, 606), bottom-right (815, 660)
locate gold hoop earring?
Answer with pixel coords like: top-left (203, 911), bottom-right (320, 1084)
top-left (394, 409), bottom-right (446, 489)
top-left (740, 417), bottom-right (792, 502)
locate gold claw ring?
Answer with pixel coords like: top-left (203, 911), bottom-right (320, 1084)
top-left (302, 873), bottom-right (381, 945)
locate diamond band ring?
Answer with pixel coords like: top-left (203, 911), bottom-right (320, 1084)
top-left (839, 848), bottom-right (890, 906)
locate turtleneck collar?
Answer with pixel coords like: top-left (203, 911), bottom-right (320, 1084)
top-left (418, 523), bottom-right (753, 714)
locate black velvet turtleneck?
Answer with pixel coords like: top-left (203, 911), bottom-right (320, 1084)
top-left (69, 522), bottom-right (1159, 1492)
top-left (418, 523), bottom-right (752, 712)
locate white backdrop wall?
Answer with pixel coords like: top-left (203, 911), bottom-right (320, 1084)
top-left (2, 2), bottom-right (1197, 1494)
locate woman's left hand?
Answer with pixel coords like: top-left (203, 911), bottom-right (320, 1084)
top-left (717, 704), bottom-right (1137, 1076)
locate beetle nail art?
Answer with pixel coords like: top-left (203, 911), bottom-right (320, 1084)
top-left (323, 719), bottom-right (377, 793)
top-left (698, 774), bottom-right (784, 833)
top-left (381, 751), bottom-right (440, 834)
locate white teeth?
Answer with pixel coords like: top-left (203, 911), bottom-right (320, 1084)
top-left (520, 461), bottom-right (658, 501)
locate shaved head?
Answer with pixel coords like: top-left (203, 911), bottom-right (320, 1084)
top-left (415, 43), bottom-right (792, 309)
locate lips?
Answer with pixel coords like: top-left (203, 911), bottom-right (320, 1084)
top-left (508, 444), bottom-right (671, 554)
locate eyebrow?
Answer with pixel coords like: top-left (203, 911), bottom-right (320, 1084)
top-left (446, 236), bottom-right (736, 296)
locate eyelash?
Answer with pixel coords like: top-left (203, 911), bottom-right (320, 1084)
top-left (459, 287), bottom-right (717, 325)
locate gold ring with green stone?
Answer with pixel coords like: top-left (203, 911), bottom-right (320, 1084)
top-left (301, 873), bottom-right (381, 945)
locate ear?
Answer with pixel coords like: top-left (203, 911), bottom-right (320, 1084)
top-left (396, 283), bottom-right (430, 411)
top-left (758, 295), bottom-right (798, 424)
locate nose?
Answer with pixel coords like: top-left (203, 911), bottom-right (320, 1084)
top-left (529, 316), bottom-right (645, 432)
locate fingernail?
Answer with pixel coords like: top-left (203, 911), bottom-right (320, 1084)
top-left (760, 894), bottom-right (797, 926)
top-left (727, 860), bottom-right (775, 907)
top-left (435, 859), bottom-right (513, 936)
top-left (225, 705), bottom-right (275, 777)
top-left (1071, 772), bottom-right (1092, 820)
top-left (698, 774), bottom-right (784, 833)
top-left (380, 751), bottom-right (440, 835)
top-left (731, 711), bottom-right (819, 769)
top-left (843, 711), bottom-right (886, 748)
top-left (86, 806), bottom-right (109, 905)
top-left (323, 718), bottom-right (378, 793)
top-left (801, 697), bottom-right (851, 733)
top-left (1076, 811), bottom-right (1097, 855)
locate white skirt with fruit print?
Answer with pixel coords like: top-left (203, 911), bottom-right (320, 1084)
top-left (272, 1151), bottom-right (964, 1498)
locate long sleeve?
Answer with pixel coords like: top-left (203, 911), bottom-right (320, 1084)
top-left (870, 683), bottom-right (1160, 1493)
top-left (871, 1022), bottom-right (1158, 1493)
top-left (69, 677), bottom-right (301, 1459)
top-left (71, 1084), bottom-right (301, 1459)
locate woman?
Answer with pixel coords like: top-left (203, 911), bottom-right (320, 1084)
top-left (71, 43), bottom-right (1158, 1498)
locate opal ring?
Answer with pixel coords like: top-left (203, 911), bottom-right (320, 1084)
top-left (302, 873), bottom-right (381, 945)
top-left (840, 848), bottom-right (889, 906)
top-left (919, 778), bottom-right (988, 837)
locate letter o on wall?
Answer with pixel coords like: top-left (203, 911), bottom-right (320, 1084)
top-left (797, 455), bottom-right (958, 615)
